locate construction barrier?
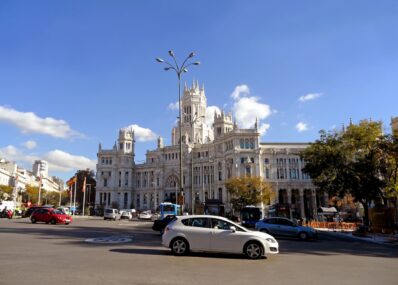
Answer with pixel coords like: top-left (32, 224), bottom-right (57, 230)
top-left (305, 221), bottom-right (360, 231)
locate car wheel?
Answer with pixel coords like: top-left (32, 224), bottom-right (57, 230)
top-left (50, 218), bottom-right (57, 225)
top-left (298, 232), bottom-right (308, 240)
top-left (244, 241), bottom-right (263, 260)
top-left (31, 217), bottom-right (37, 223)
top-left (170, 238), bottom-right (189, 256)
top-left (65, 223), bottom-right (69, 225)
top-left (260, 228), bottom-right (270, 234)
top-left (104, 217), bottom-right (107, 220)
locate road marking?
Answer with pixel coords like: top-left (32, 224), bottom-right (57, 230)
top-left (85, 236), bottom-right (133, 244)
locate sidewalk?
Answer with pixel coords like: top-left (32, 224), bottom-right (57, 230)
top-left (316, 228), bottom-right (398, 246)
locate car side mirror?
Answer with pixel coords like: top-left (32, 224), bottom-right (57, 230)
top-left (230, 226), bottom-right (236, 233)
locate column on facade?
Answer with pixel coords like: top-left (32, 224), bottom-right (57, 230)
top-left (139, 192), bottom-right (143, 210)
top-left (311, 189), bottom-right (317, 219)
top-left (299, 189), bottom-right (305, 219)
top-left (287, 188), bottom-right (292, 205)
top-left (273, 184), bottom-right (279, 204)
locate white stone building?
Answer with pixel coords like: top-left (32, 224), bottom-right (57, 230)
top-left (0, 158), bottom-right (64, 201)
top-left (95, 82), bottom-right (327, 219)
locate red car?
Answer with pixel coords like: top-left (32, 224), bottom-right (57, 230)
top-left (31, 208), bottom-right (72, 225)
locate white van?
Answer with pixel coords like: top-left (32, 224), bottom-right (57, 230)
top-left (104, 208), bottom-right (120, 220)
top-left (0, 201), bottom-right (16, 212)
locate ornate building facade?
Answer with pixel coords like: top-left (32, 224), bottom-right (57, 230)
top-left (95, 82), bottom-right (327, 219)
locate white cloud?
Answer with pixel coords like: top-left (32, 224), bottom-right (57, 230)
top-left (43, 150), bottom-right (96, 172)
top-left (298, 93), bottom-right (323, 102)
top-left (296, 122), bottom-right (308, 132)
top-left (0, 145), bottom-right (95, 173)
top-left (22, 140), bottom-right (37, 150)
top-left (258, 123), bottom-right (271, 135)
top-left (168, 101), bottom-right (180, 111)
top-left (0, 145), bottom-right (21, 158)
top-left (205, 106), bottom-right (221, 128)
top-left (124, 124), bottom-right (157, 142)
top-left (0, 106), bottom-right (83, 139)
top-left (227, 84), bottom-right (273, 134)
top-left (230, 84), bottom-right (250, 100)
top-left (232, 96), bottom-right (272, 129)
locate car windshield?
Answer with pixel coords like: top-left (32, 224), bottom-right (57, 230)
top-left (52, 209), bottom-right (64, 215)
top-left (105, 209), bottom-right (113, 214)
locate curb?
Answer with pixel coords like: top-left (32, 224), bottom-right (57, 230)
top-left (318, 230), bottom-right (398, 246)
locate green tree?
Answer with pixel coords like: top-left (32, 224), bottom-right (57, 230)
top-left (0, 185), bottom-right (13, 200)
top-left (301, 120), bottom-right (387, 226)
top-left (67, 169), bottom-right (96, 209)
top-left (225, 176), bottom-right (273, 212)
top-left (23, 185), bottom-right (39, 205)
top-left (378, 133), bottom-right (398, 205)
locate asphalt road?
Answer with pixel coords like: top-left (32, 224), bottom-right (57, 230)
top-left (0, 217), bottom-right (397, 285)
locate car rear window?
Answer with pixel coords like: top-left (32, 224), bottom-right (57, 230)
top-left (105, 209), bottom-right (113, 214)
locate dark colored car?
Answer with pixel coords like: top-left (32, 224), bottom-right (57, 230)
top-left (255, 217), bottom-right (317, 240)
top-left (31, 208), bottom-right (72, 225)
top-left (23, 206), bottom-right (52, 218)
top-left (152, 215), bottom-right (176, 232)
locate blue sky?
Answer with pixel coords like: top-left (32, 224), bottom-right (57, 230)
top-left (0, 0), bottom-right (397, 182)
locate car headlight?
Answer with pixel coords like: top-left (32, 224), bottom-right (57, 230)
top-left (266, 237), bottom-right (277, 243)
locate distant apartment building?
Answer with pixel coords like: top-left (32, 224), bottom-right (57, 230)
top-left (0, 158), bottom-right (64, 200)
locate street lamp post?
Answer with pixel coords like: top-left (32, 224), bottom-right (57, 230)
top-left (189, 113), bottom-right (204, 214)
top-left (156, 50), bottom-right (200, 212)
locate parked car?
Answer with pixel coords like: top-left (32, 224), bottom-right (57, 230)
top-left (152, 215), bottom-right (176, 232)
top-left (31, 208), bottom-right (72, 225)
top-left (255, 217), bottom-right (317, 240)
top-left (138, 210), bottom-right (153, 220)
top-left (120, 210), bottom-right (133, 220)
top-left (162, 215), bottom-right (279, 259)
top-left (57, 206), bottom-right (70, 215)
top-left (103, 208), bottom-right (121, 220)
top-left (23, 205), bottom-right (52, 218)
top-left (121, 209), bottom-right (136, 217)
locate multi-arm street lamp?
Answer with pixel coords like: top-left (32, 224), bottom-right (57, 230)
top-left (156, 50), bottom-right (200, 211)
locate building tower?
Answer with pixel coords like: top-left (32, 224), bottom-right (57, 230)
top-left (172, 80), bottom-right (209, 145)
top-left (213, 111), bottom-right (234, 140)
top-left (117, 128), bottom-right (135, 156)
top-left (32, 160), bottom-right (48, 177)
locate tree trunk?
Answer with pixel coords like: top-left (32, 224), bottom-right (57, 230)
top-left (360, 200), bottom-right (369, 227)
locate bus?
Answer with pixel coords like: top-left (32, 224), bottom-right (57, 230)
top-left (159, 202), bottom-right (181, 219)
top-left (240, 206), bottom-right (262, 228)
top-left (268, 203), bottom-right (292, 219)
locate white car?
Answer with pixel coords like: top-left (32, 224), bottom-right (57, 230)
top-left (104, 208), bottom-right (120, 220)
top-left (120, 210), bottom-right (133, 220)
top-left (162, 215), bottom-right (279, 259)
top-left (138, 210), bottom-right (153, 220)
